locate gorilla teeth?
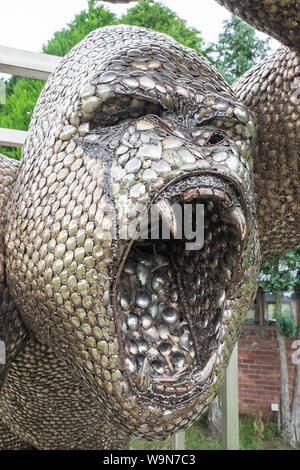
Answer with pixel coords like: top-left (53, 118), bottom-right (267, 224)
top-left (154, 198), bottom-right (178, 236)
top-left (192, 353), bottom-right (217, 385)
top-left (161, 306), bottom-right (179, 325)
top-left (216, 290), bottom-right (226, 308)
top-left (152, 360), bottom-right (165, 375)
top-left (144, 326), bottom-right (160, 342)
top-left (135, 290), bottom-right (151, 309)
top-left (135, 356), bottom-right (150, 392)
top-left (125, 357), bottom-right (137, 374)
top-left (127, 340), bottom-right (138, 356)
top-left (222, 206), bottom-right (247, 241)
top-left (120, 292), bottom-right (131, 311)
top-left (136, 339), bottom-right (148, 354)
top-left (141, 312), bottom-right (153, 330)
top-left (127, 313), bottom-right (139, 330)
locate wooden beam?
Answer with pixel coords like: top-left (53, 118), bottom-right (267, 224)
top-left (0, 46), bottom-right (60, 80)
top-left (221, 343), bottom-right (239, 450)
top-left (171, 431), bottom-right (185, 450)
top-left (0, 128), bottom-right (27, 147)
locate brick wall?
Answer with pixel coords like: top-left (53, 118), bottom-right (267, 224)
top-left (238, 327), bottom-right (295, 417)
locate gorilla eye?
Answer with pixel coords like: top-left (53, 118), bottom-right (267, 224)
top-left (205, 130), bottom-right (228, 146)
top-left (89, 95), bottom-right (163, 130)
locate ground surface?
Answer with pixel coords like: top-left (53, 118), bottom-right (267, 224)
top-left (130, 415), bottom-right (299, 450)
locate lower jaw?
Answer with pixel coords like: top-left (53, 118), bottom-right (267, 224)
top-left (114, 175), bottom-right (246, 404)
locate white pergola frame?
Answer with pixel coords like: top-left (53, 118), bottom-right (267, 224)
top-left (0, 45), bottom-right (60, 147)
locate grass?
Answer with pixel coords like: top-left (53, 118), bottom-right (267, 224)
top-left (130, 413), bottom-right (297, 451)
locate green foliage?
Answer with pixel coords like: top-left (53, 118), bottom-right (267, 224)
top-left (260, 247), bottom-right (300, 337)
top-left (0, 0), bottom-right (210, 160)
top-left (0, 2), bottom-right (272, 161)
top-left (260, 246), bottom-right (300, 293)
top-left (213, 15), bottom-right (270, 84)
top-left (239, 415), bottom-right (264, 450)
top-left (277, 314), bottom-right (296, 338)
top-left (0, 3), bottom-right (117, 159)
top-left (119, 0), bottom-right (212, 59)
top-left (42, 4), bottom-right (117, 57)
top-left (0, 78), bottom-right (45, 159)
top-left (130, 415), bottom-right (289, 450)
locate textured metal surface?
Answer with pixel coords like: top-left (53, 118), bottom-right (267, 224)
top-left (0, 155), bottom-right (28, 383)
top-left (215, 0), bottom-right (300, 52)
top-left (0, 0), bottom-right (298, 449)
top-left (234, 46), bottom-right (300, 259)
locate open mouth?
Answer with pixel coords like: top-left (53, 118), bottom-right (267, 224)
top-left (114, 174), bottom-right (247, 404)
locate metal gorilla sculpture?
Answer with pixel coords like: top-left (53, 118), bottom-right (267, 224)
top-left (0, 0), bottom-right (299, 449)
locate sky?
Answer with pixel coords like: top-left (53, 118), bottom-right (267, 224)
top-left (0, 0), bottom-right (279, 57)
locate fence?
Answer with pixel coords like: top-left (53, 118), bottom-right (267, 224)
top-left (0, 45), bottom-right (60, 146)
top-left (0, 44), bottom-right (239, 450)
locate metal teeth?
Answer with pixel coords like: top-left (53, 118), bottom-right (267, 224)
top-left (216, 290), bottom-right (226, 308)
top-left (152, 360), bottom-right (165, 375)
top-left (124, 261), bottom-right (136, 275)
top-left (144, 325), bottom-right (159, 342)
top-left (193, 353), bottom-right (217, 385)
top-left (135, 289), bottom-right (151, 309)
top-left (151, 272), bottom-right (170, 291)
top-left (127, 312), bottom-right (140, 330)
top-left (158, 324), bottom-right (169, 340)
top-left (162, 306), bottom-right (179, 325)
top-left (141, 312), bottom-right (153, 330)
top-left (149, 303), bottom-right (159, 319)
top-left (118, 187), bottom-right (243, 384)
top-left (137, 339), bottom-right (148, 353)
top-left (135, 356), bottom-right (150, 392)
top-left (120, 292), bottom-right (131, 311)
top-left (154, 198), bottom-right (178, 236)
top-left (179, 332), bottom-right (190, 350)
top-left (125, 357), bottom-right (136, 374)
top-left (137, 262), bottom-right (150, 287)
top-left (222, 206), bottom-right (247, 241)
top-left (172, 352), bottom-right (186, 369)
top-left (128, 340), bottom-right (138, 355)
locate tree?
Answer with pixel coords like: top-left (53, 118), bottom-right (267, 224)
top-left (0, 0), bottom-right (209, 160)
top-left (119, 0), bottom-right (212, 59)
top-left (42, 2), bottom-right (118, 57)
top-left (0, 78), bottom-right (45, 160)
top-left (0, 3), bottom-right (118, 160)
top-left (213, 15), bottom-right (271, 84)
top-left (260, 246), bottom-right (300, 447)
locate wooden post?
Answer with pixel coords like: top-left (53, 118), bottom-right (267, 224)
top-left (171, 430), bottom-right (185, 450)
top-left (221, 343), bottom-right (239, 450)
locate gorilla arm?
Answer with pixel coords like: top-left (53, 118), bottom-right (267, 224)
top-left (215, 0), bottom-right (300, 53)
top-left (215, 0), bottom-right (300, 260)
top-left (234, 47), bottom-right (300, 260)
top-left (0, 155), bottom-right (28, 384)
